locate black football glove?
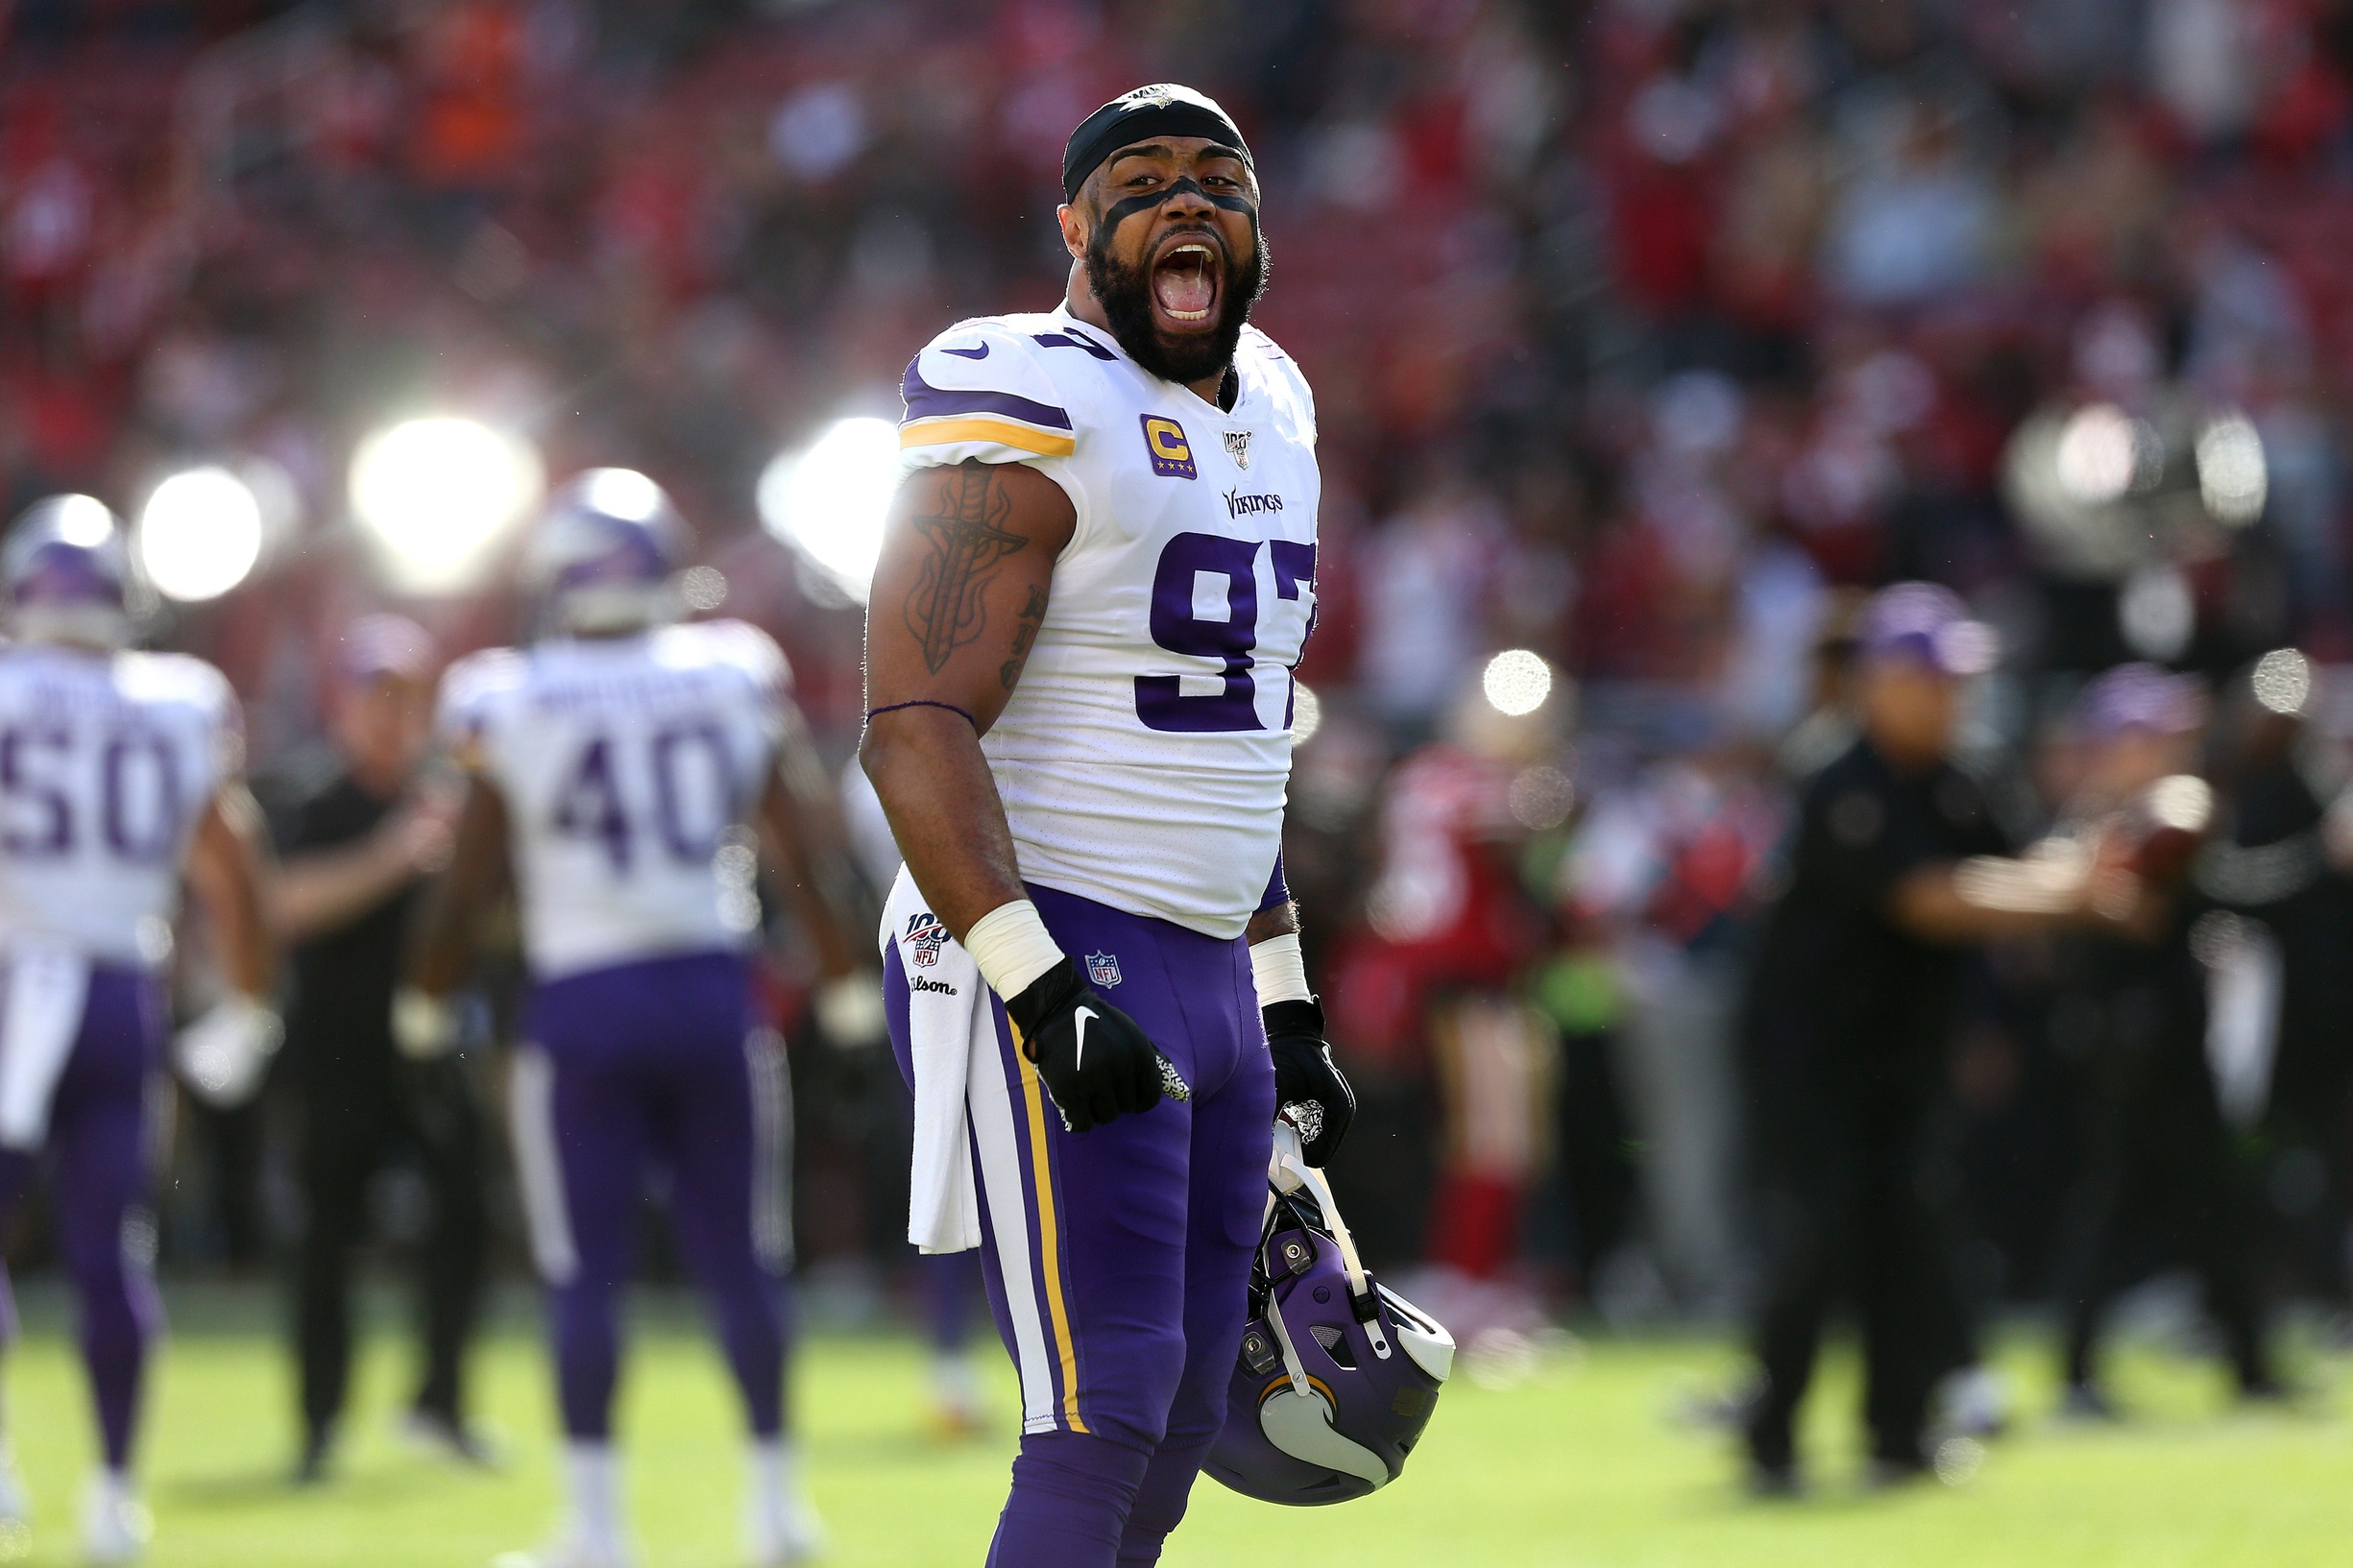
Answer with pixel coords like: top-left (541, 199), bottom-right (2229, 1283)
top-left (1264, 997), bottom-right (1355, 1166)
top-left (1005, 957), bottom-right (1188, 1133)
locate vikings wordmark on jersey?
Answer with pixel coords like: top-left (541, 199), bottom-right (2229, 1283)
top-left (899, 307), bottom-right (1320, 939)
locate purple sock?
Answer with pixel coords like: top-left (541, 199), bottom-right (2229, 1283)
top-left (82, 1288), bottom-right (156, 1471)
top-left (704, 1268), bottom-right (788, 1438)
top-left (1116, 1425), bottom-right (1216, 1566)
top-left (925, 1251), bottom-right (980, 1354)
top-left (985, 1430), bottom-right (1152, 1568)
top-left (0, 1149), bottom-right (30, 1351)
top-left (550, 1281), bottom-right (620, 1440)
top-left (44, 1062), bottom-right (161, 1472)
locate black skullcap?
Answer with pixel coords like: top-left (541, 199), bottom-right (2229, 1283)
top-left (1061, 84), bottom-right (1251, 203)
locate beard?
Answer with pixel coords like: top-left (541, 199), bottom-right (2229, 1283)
top-left (1085, 221), bottom-right (1269, 389)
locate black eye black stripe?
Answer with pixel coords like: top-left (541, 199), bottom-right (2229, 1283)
top-left (1102, 176), bottom-right (1257, 229)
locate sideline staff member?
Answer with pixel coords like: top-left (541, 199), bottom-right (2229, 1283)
top-left (2053, 663), bottom-right (2281, 1411)
top-left (273, 617), bottom-right (489, 1480)
top-left (1739, 583), bottom-right (2135, 1489)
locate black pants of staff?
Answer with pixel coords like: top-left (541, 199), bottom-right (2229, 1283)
top-left (2054, 1049), bottom-right (2272, 1395)
top-left (1744, 1071), bottom-right (1946, 1475)
top-left (292, 1050), bottom-right (488, 1453)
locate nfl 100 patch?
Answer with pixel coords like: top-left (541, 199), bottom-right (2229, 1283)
top-left (1140, 415), bottom-right (1197, 479)
top-left (903, 909), bottom-right (950, 968)
top-left (1085, 951), bottom-right (1124, 988)
top-left (1223, 428), bottom-right (1252, 469)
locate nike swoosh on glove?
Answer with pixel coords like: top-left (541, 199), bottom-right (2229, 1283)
top-left (1005, 957), bottom-right (1180, 1132)
top-left (1263, 998), bottom-right (1355, 1166)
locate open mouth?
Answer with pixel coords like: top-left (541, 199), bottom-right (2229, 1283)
top-left (1152, 239), bottom-right (1221, 326)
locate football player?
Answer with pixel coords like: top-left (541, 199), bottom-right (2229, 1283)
top-left (403, 470), bottom-right (867, 1568)
top-left (0, 496), bottom-right (276, 1564)
top-left (861, 85), bottom-right (1355, 1565)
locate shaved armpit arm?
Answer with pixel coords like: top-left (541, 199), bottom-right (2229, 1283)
top-left (860, 458), bottom-right (1076, 942)
top-left (756, 696), bottom-right (873, 979)
top-left (185, 784), bottom-right (277, 997)
top-left (405, 772), bottom-right (514, 997)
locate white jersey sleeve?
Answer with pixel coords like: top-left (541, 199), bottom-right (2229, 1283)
top-left (898, 317), bottom-right (1089, 489)
top-left (0, 647), bottom-right (239, 967)
top-left (445, 623), bottom-right (792, 980)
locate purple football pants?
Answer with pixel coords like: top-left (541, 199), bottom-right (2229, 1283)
top-left (0, 968), bottom-right (164, 1471)
top-left (513, 951), bottom-right (793, 1442)
top-left (885, 883), bottom-right (1274, 1568)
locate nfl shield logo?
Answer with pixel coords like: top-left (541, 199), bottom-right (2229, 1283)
top-left (904, 911), bottom-right (948, 969)
top-left (1085, 952), bottom-right (1123, 988)
top-left (1223, 429), bottom-right (1252, 469)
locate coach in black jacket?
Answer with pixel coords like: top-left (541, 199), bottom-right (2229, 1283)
top-left (272, 616), bottom-right (490, 1481)
top-left (1738, 584), bottom-right (2141, 1491)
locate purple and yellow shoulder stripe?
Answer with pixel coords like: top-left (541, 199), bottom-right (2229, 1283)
top-left (900, 357), bottom-right (1076, 458)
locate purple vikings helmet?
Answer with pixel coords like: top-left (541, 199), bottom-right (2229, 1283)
top-left (523, 468), bottom-right (687, 635)
top-left (4, 494), bottom-right (138, 648)
top-left (1205, 1128), bottom-right (1454, 1506)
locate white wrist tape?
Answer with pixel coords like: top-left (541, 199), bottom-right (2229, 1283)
top-left (1249, 932), bottom-right (1313, 1005)
top-left (964, 900), bottom-right (1065, 1001)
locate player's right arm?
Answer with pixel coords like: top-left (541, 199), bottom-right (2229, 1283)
top-left (184, 783), bottom-right (277, 1000)
top-left (861, 439), bottom-right (1168, 1130)
top-left (398, 657), bottom-right (521, 1056)
top-left (858, 456), bottom-right (1073, 942)
top-left (404, 773), bottom-right (513, 1000)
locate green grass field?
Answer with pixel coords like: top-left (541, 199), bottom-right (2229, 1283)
top-left (7, 1283), bottom-right (2350, 1567)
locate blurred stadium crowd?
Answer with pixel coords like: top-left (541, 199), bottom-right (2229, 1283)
top-left (9, 0), bottom-right (2353, 1406)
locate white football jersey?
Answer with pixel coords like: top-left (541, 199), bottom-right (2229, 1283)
top-left (899, 306), bottom-right (1320, 940)
top-left (439, 620), bottom-right (789, 979)
top-left (0, 644), bottom-right (240, 967)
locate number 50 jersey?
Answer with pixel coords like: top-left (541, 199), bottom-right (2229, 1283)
top-left (899, 307), bottom-right (1321, 941)
top-left (438, 621), bottom-right (790, 980)
top-left (0, 644), bottom-right (241, 967)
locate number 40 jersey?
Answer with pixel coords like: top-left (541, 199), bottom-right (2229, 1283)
top-left (438, 621), bottom-right (790, 980)
top-left (899, 307), bottom-right (1322, 941)
top-left (0, 644), bottom-right (241, 967)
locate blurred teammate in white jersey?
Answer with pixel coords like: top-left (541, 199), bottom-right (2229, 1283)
top-left (404, 470), bottom-right (867, 1568)
top-left (0, 496), bottom-right (275, 1565)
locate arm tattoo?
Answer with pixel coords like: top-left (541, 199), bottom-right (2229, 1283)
top-left (1001, 585), bottom-right (1047, 691)
top-left (904, 462), bottom-right (1029, 675)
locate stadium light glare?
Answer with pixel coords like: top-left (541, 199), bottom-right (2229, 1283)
top-left (1482, 649), bottom-right (1553, 717)
top-left (2251, 647), bottom-right (2312, 716)
top-left (135, 467), bottom-right (264, 603)
top-left (350, 417), bottom-right (543, 595)
top-left (2196, 414), bottom-right (2267, 526)
top-left (53, 494), bottom-right (116, 547)
top-left (758, 416), bottom-right (903, 604)
top-left (2052, 403), bottom-right (2142, 505)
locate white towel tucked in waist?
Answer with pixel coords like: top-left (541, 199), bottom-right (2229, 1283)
top-left (0, 940), bottom-right (92, 1151)
top-left (882, 868), bottom-right (989, 1254)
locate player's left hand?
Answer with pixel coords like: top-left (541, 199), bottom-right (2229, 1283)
top-left (1263, 998), bottom-right (1354, 1165)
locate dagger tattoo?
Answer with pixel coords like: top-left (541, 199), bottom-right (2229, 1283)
top-left (904, 462), bottom-right (1028, 675)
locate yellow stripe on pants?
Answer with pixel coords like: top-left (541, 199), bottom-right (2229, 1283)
top-left (1009, 1021), bottom-right (1089, 1434)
